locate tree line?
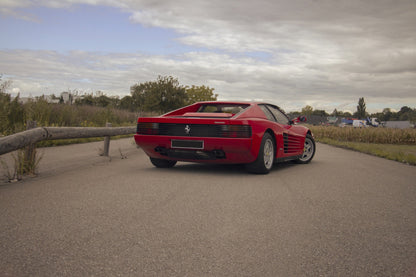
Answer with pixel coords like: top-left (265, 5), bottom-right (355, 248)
top-left (2, 74), bottom-right (415, 137)
top-left (75, 76), bottom-right (218, 113)
top-left (294, 97), bottom-right (416, 123)
top-left (0, 75), bottom-right (218, 136)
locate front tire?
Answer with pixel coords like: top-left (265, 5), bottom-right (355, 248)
top-left (296, 134), bottom-right (315, 164)
top-left (150, 157), bottom-right (177, 168)
top-left (245, 133), bottom-right (275, 174)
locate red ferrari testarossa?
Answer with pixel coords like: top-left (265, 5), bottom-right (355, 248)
top-left (134, 101), bottom-right (315, 174)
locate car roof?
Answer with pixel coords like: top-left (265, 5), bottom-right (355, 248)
top-left (194, 101), bottom-right (284, 109)
top-left (195, 101), bottom-right (260, 105)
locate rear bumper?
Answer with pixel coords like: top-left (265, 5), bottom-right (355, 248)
top-left (134, 134), bottom-right (256, 164)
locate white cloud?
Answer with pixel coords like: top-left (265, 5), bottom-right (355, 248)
top-left (2, 48), bottom-right (414, 113)
top-left (1, 0), bottom-right (415, 112)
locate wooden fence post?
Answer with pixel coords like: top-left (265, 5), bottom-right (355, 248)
top-left (25, 121), bottom-right (37, 158)
top-left (24, 121), bottom-right (37, 174)
top-left (102, 123), bottom-right (112, 156)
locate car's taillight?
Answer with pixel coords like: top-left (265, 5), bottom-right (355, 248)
top-left (137, 122), bottom-right (159, 135)
top-left (220, 125), bottom-right (252, 138)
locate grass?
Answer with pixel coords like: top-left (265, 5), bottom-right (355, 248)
top-left (0, 100), bottom-right (140, 181)
top-left (308, 125), bottom-right (416, 165)
top-left (317, 138), bottom-right (416, 165)
top-left (309, 125), bottom-right (416, 144)
top-left (1, 147), bottom-right (43, 182)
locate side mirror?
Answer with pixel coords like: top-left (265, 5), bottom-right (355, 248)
top-left (291, 116), bottom-right (307, 124)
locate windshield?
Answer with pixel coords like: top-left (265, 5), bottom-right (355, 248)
top-left (197, 104), bottom-right (250, 115)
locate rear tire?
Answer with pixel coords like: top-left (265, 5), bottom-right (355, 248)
top-left (150, 157), bottom-right (177, 168)
top-left (296, 134), bottom-right (315, 164)
top-left (245, 133), bottom-right (275, 174)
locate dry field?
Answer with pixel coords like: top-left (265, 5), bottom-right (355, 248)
top-left (308, 125), bottom-right (416, 165)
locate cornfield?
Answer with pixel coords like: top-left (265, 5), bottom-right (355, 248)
top-left (309, 125), bottom-right (416, 145)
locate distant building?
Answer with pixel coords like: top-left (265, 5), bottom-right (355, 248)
top-left (385, 121), bottom-right (413, 129)
top-left (45, 95), bottom-right (60, 104)
top-left (61, 92), bottom-right (70, 103)
top-left (327, 116), bottom-right (341, 125)
top-left (307, 115), bottom-right (328, 125)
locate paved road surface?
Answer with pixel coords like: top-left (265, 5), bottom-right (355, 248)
top-left (1, 139), bottom-right (415, 276)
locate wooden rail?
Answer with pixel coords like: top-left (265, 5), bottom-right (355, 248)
top-left (0, 126), bottom-right (136, 156)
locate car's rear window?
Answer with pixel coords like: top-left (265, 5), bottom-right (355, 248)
top-left (197, 104), bottom-right (250, 115)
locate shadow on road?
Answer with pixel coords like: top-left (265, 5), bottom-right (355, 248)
top-left (145, 161), bottom-right (299, 175)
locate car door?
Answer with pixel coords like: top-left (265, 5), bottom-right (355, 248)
top-left (260, 104), bottom-right (304, 158)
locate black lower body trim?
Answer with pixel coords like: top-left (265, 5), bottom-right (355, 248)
top-left (155, 147), bottom-right (226, 160)
top-left (275, 155), bottom-right (302, 163)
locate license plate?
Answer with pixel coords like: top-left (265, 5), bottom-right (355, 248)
top-left (171, 140), bottom-right (204, 149)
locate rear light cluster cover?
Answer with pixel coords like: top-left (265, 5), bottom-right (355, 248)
top-left (219, 125), bottom-right (251, 138)
top-left (137, 122), bottom-right (159, 135)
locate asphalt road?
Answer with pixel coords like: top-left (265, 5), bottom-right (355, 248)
top-left (1, 139), bottom-right (415, 276)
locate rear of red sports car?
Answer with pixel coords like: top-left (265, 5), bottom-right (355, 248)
top-left (134, 101), bottom-right (315, 174)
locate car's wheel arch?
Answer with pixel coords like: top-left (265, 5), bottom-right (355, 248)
top-left (305, 129), bottom-right (314, 145)
top-left (264, 129), bottom-right (277, 158)
top-left (245, 130), bottom-right (276, 174)
top-left (248, 125), bottom-right (278, 162)
top-left (250, 129), bottom-right (277, 161)
top-left (296, 133), bottom-right (316, 164)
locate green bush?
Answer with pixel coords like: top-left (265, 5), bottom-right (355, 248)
top-left (1, 93), bottom-right (138, 138)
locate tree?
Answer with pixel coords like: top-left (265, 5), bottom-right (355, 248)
top-left (24, 96), bottom-right (52, 126)
top-left (185, 85), bottom-right (218, 104)
top-left (119, 95), bottom-right (135, 111)
top-left (131, 76), bottom-right (188, 114)
top-left (341, 111), bottom-right (352, 117)
top-left (0, 76), bottom-right (12, 94)
top-left (0, 78), bottom-right (12, 135)
top-left (398, 106), bottom-right (412, 121)
top-left (8, 94), bottom-right (25, 133)
top-left (370, 106), bottom-right (416, 123)
top-left (95, 95), bottom-right (112, 108)
top-left (74, 93), bottom-right (120, 108)
top-left (0, 78), bottom-right (25, 135)
top-left (312, 109), bottom-right (328, 116)
top-left (75, 94), bottom-right (94, 106)
top-left (355, 97), bottom-right (367, 119)
top-left (301, 105), bottom-right (313, 116)
top-left (378, 108), bottom-right (393, 121)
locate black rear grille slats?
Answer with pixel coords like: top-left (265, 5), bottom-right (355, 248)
top-left (138, 123), bottom-right (252, 138)
top-left (159, 123), bottom-right (221, 137)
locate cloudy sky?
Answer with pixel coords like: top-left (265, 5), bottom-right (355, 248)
top-left (1, 0), bottom-right (415, 113)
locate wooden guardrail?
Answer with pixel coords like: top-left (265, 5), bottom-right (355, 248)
top-left (0, 126), bottom-right (136, 156)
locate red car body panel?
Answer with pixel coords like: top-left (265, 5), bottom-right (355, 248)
top-left (134, 101), bottom-right (311, 164)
